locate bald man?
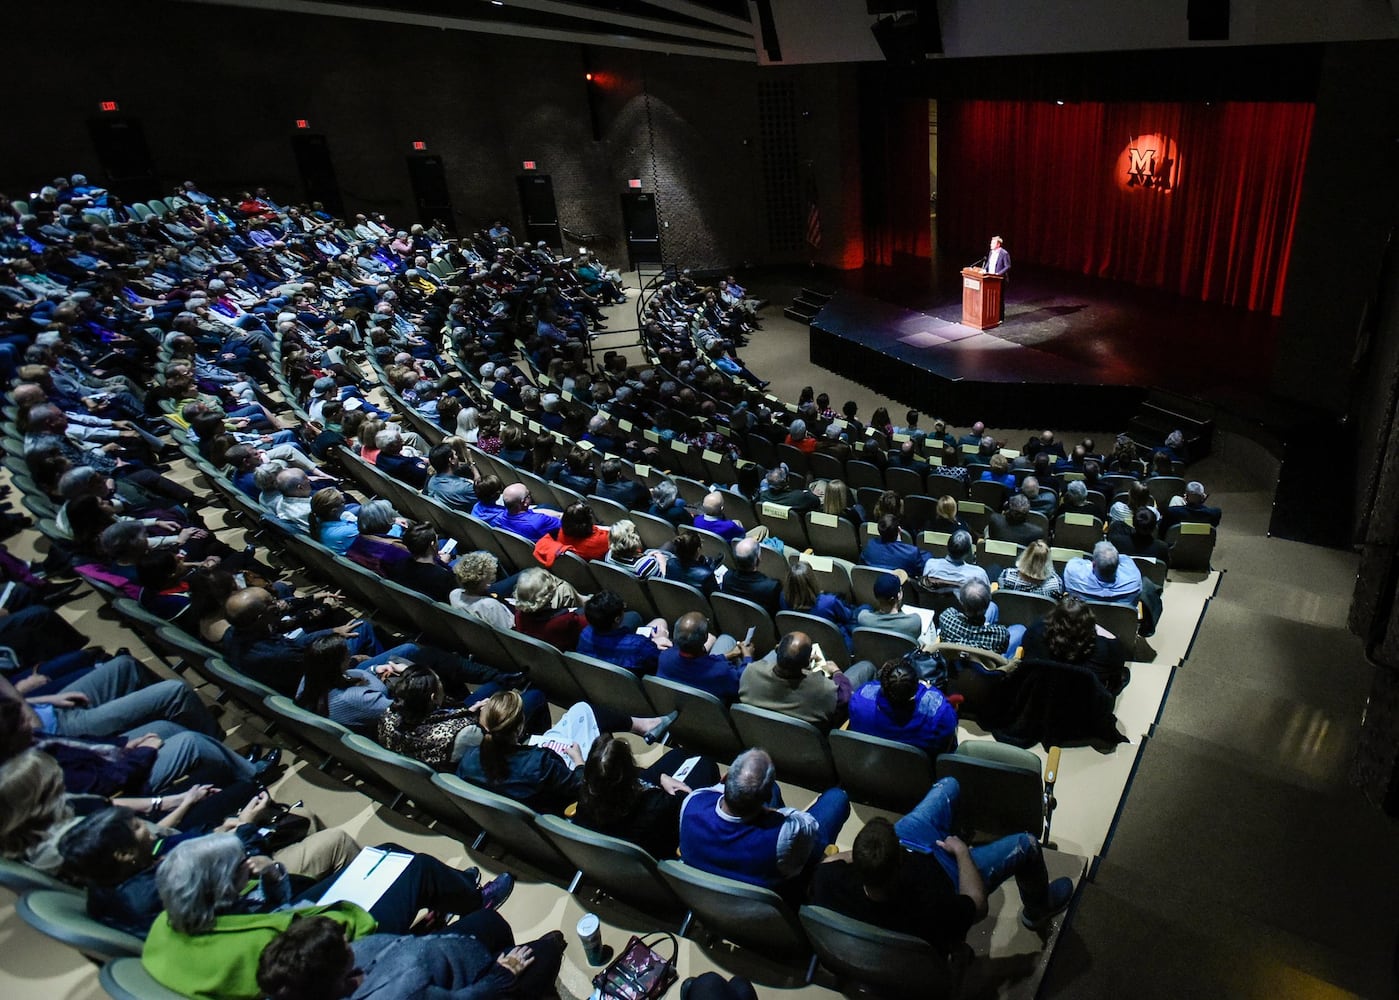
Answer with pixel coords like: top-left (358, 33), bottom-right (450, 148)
top-left (496, 483), bottom-right (562, 542)
top-left (718, 537), bottom-right (781, 614)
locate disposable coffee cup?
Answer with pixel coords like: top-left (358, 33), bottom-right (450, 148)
top-left (576, 912), bottom-right (605, 965)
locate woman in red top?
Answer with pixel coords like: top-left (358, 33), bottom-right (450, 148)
top-left (532, 503), bottom-right (610, 567)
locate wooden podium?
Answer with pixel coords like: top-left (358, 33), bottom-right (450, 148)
top-left (961, 267), bottom-right (1004, 330)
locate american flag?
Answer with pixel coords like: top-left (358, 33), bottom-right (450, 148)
top-left (806, 178), bottom-right (822, 250)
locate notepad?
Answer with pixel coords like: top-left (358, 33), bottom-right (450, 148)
top-left (670, 755), bottom-right (701, 784)
top-left (317, 847), bottom-right (414, 910)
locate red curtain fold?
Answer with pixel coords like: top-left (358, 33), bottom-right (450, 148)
top-left (938, 100), bottom-right (1314, 316)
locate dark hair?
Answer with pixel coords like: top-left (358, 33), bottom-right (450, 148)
top-left (1132, 505), bottom-right (1158, 539)
top-left (1127, 480), bottom-right (1153, 511)
top-left (385, 663), bottom-right (443, 731)
top-left (257, 915), bottom-right (352, 1000)
top-left (1042, 596), bottom-right (1098, 664)
top-left (584, 590), bottom-right (626, 630)
top-left (57, 806), bottom-right (141, 886)
top-left (877, 513), bottom-right (900, 542)
top-left (187, 567), bottom-right (238, 625)
top-left (294, 635), bottom-right (360, 717)
top-left (428, 443), bottom-right (456, 474)
top-left (401, 522), bottom-right (438, 558)
top-left (476, 690), bottom-right (525, 783)
top-left (136, 549), bottom-right (183, 590)
top-left (560, 502), bottom-right (596, 540)
top-left (65, 494), bottom-right (117, 551)
top-left (577, 733), bottom-right (640, 829)
top-left (852, 816), bottom-right (902, 890)
top-left (0, 691), bottom-right (34, 761)
top-left (877, 659), bottom-right (920, 723)
top-left (475, 474), bottom-right (504, 505)
top-left (782, 558), bottom-right (820, 611)
top-left (671, 529), bottom-right (703, 565)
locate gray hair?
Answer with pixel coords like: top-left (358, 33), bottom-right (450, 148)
top-left (57, 466), bottom-right (105, 501)
top-left (374, 427), bottom-right (401, 451)
top-left (253, 459), bottom-right (287, 494)
top-left (651, 480), bottom-right (678, 508)
top-left (356, 498), bottom-right (398, 534)
top-left (733, 537), bottom-right (760, 570)
top-left (947, 529), bottom-right (973, 562)
top-left (723, 749), bottom-right (776, 818)
top-left (959, 579), bottom-right (991, 622)
top-left (789, 418), bottom-right (807, 438)
top-left (100, 521), bottom-right (147, 561)
top-left (1091, 540), bottom-right (1120, 581)
top-left (156, 833), bottom-right (246, 934)
top-left (1165, 430), bottom-right (1185, 449)
top-left (1066, 480), bottom-right (1088, 502)
top-left (1186, 481), bottom-right (1206, 500)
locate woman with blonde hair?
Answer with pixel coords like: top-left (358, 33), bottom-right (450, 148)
top-left (821, 478), bottom-right (863, 526)
top-left (605, 519), bottom-right (666, 579)
top-left (997, 539), bottom-right (1064, 598)
top-left (512, 567), bottom-right (588, 651)
top-left (981, 452), bottom-right (1016, 488)
top-left (456, 691), bottom-right (675, 815)
top-left (456, 404), bottom-right (481, 442)
top-left (0, 750), bottom-right (75, 871)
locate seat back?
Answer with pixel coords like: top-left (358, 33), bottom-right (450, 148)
top-left (850, 626), bottom-right (917, 668)
top-left (99, 957), bottom-right (191, 1000)
top-left (934, 742), bottom-right (1045, 843)
top-left (630, 509), bottom-right (680, 551)
top-left (956, 499), bottom-right (991, 535)
top-left (658, 861), bottom-right (810, 956)
top-left (648, 577), bottom-right (713, 628)
top-left (992, 589), bottom-right (1057, 629)
top-left (828, 729), bottom-right (934, 811)
top-left (844, 460), bottom-right (884, 491)
top-left (795, 553), bottom-right (853, 601)
top-left (431, 773), bottom-right (571, 870)
top-left (1083, 599), bottom-right (1139, 646)
top-left (491, 527), bottom-right (540, 575)
top-left (263, 695), bottom-right (354, 769)
top-left (776, 611), bottom-right (851, 668)
top-left (709, 593), bottom-right (778, 658)
top-left (549, 549), bottom-right (599, 596)
top-left (340, 734), bottom-right (459, 823)
top-left (642, 676), bottom-right (744, 759)
top-left (496, 630), bottom-right (586, 705)
top-left (884, 466), bottom-right (924, 497)
top-left (0, 857), bottom-right (77, 895)
top-left (729, 704), bottom-right (837, 789)
top-left (804, 511), bottom-right (860, 562)
top-left (757, 502), bottom-right (809, 550)
top-left (799, 906), bottom-right (953, 998)
top-left (968, 479), bottom-right (1009, 510)
top-left (925, 473), bottom-right (968, 499)
top-left (565, 651), bottom-right (658, 718)
top-left (1165, 521), bottom-right (1216, 571)
top-left (535, 815), bottom-right (683, 913)
top-left (1145, 476), bottom-right (1187, 509)
top-left (17, 890), bottom-right (144, 960)
top-left (1052, 512), bottom-right (1105, 551)
top-left (588, 559), bottom-right (660, 619)
top-left (942, 656), bottom-right (1013, 723)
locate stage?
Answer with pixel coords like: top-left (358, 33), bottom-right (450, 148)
top-left (805, 260), bottom-right (1282, 430)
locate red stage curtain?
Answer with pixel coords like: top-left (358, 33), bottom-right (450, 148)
top-left (938, 100), bottom-right (1314, 316)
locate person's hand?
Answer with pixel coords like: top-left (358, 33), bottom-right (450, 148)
top-left (170, 784), bottom-right (218, 810)
top-left (332, 620), bottom-right (363, 638)
top-left (34, 691), bottom-right (90, 708)
top-left (727, 641), bottom-right (753, 661)
top-left (936, 836), bottom-right (968, 856)
top-left (242, 854), bottom-right (277, 877)
top-left (178, 527), bottom-right (209, 543)
top-left (14, 672), bottom-right (47, 694)
top-left (238, 789), bottom-right (274, 826)
top-left (102, 442), bottom-right (121, 453)
top-left (566, 742), bottom-right (585, 766)
top-left (659, 774), bottom-right (691, 796)
top-left (156, 519), bottom-right (182, 533)
top-left (496, 946), bottom-right (534, 976)
top-left (129, 733), bottom-right (164, 751)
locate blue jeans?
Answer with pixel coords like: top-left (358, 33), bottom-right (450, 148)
top-left (769, 785), bottom-right (850, 859)
top-left (895, 777), bottom-right (1050, 910)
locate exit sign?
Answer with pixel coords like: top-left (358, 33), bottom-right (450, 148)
top-left (522, 160), bottom-right (537, 171)
top-left (628, 178), bottom-right (642, 189)
top-left (295, 119), bottom-right (309, 129)
top-left (412, 141), bottom-right (426, 151)
top-left (99, 100), bottom-right (119, 112)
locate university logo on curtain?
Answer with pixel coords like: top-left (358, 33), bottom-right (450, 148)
top-left (1116, 134), bottom-right (1180, 193)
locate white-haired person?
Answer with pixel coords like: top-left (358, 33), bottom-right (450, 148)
top-left (141, 830), bottom-right (514, 1000)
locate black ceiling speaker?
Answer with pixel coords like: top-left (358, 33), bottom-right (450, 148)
top-left (871, 2), bottom-right (941, 64)
top-left (1188, 0), bottom-right (1230, 40)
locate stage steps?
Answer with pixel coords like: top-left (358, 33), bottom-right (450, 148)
top-left (783, 286), bottom-right (832, 324)
top-left (1128, 389), bottom-right (1215, 461)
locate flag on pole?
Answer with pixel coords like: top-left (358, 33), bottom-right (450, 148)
top-left (805, 175), bottom-right (822, 250)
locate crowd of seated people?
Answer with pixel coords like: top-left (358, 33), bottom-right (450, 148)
top-left (0, 167), bottom-right (1218, 995)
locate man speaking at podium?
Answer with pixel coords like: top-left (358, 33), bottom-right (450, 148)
top-left (986, 236), bottom-right (1010, 321)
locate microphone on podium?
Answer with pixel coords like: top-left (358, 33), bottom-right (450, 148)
top-left (970, 256), bottom-right (988, 269)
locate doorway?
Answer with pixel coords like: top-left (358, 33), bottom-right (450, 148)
top-left (516, 175), bottom-right (562, 249)
top-left (290, 133), bottom-right (344, 218)
top-left (405, 153), bottom-right (456, 233)
top-left (619, 191), bottom-right (661, 270)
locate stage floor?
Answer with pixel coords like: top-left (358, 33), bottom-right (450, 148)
top-left (810, 258), bottom-right (1281, 422)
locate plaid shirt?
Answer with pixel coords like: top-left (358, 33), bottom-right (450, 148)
top-left (936, 607), bottom-right (1010, 654)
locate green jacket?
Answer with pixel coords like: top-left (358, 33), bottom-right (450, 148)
top-left (141, 902), bottom-right (378, 1000)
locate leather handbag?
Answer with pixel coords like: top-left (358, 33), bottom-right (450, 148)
top-left (591, 932), bottom-right (678, 1000)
